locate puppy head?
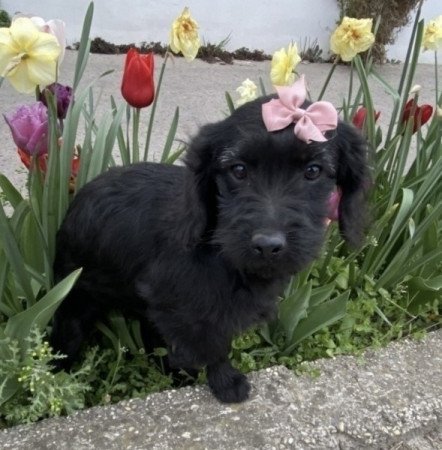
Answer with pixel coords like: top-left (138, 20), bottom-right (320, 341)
top-left (184, 96), bottom-right (370, 278)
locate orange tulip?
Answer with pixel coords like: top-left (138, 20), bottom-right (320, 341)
top-left (121, 49), bottom-right (155, 108)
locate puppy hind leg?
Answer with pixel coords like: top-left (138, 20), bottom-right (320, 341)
top-left (50, 290), bottom-right (102, 370)
top-left (207, 358), bottom-right (251, 403)
top-left (138, 317), bottom-right (199, 383)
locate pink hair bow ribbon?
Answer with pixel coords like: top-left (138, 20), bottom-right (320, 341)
top-left (262, 75), bottom-right (338, 143)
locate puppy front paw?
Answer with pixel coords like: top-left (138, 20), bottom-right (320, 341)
top-left (207, 361), bottom-right (251, 403)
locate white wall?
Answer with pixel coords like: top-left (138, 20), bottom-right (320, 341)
top-left (2, 0), bottom-right (440, 63)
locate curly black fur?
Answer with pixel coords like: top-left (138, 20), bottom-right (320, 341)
top-left (51, 95), bottom-right (370, 403)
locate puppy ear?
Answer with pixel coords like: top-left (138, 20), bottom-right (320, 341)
top-left (335, 121), bottom-right (371, 248)
top-left (179, 123), bottom-right (221, 246)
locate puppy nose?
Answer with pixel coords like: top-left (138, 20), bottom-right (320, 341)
top-left (251, 232), bottom-right (287, 258)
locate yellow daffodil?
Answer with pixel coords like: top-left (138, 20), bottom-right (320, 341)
top-left (236, 78), bottom-right (258, 106)
top-left (28, 16), bottom-right (66, 65)
top-left (422, 16), bottom-right (442, 51)
top-left (270, 43), bottom-right (301, 86)
top-left (169, 7), bottom-right (201, 61)
top-left (0, 17), bottom-right (60, 94)
top-left (330, 17), bottom-right (375, 62)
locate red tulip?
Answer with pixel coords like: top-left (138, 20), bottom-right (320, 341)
top-left (352, 107), bottom-right (380, 130)
top-left (121, 49), bottom-right (155, 108)
top-left (401, 99), bottom-right (433, 133)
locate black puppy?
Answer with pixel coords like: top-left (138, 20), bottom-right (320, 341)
top-left (51, 92), bottom-right (369, 403)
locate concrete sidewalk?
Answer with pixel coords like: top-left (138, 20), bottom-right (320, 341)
top-left (1, 330), bottom-right (441, 449)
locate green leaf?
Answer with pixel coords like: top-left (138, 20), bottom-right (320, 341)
top-left (85, 104), bottom-right (125, 183)
top-left (0, 371), bottom-right (19, 407)
top-left (73, 2), bottom-right (94, 89)
top-left (113, 99), bottom-right (130, 166)
top-left (0, 330), bottom-right (20, 407)
top-left (161, 107), bottom-right (180, 163)
top-left (225, 91), bottom-right (235, 115)
top-left (0, 203), bottom-right (35, 304)
top-left (108, 313), bottom-right (139, 355)
top-left (96, 321), bottom-right (120, 353)
top-left (422, 206), bottom-right (439, 256)
top-left (370, 69), bottom-right (400, 101)
top-left (278, 281), bottom-right (312, 343)
top-left (308, 283), bottom-right (336, 308)
top-left (0, 174), bottom-right (24, 209)
top-left (390, 188), bottom-right (414, 237)
top-left (165, 146), bottom-right (186, 164)
top-left (259, 77), bottom-right (267, 96)
top-left (259, 323), bottom-right (274, 346)
top-left (4, 269), bottom-right (82, 349)
top-left (283, 290), bottom-right (350, 355)
top-left (409, 275), bottom-right (442, 292)
top-left (408, 276), bottom-right (442, 314)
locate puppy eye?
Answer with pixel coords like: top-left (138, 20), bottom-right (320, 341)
top-left (304, 164), bottom-right (322, 180)
top-left (231, 164), bottom-right (247, 180)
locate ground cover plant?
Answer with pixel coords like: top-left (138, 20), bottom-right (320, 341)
top-left (0, 1), bottom-right (440, 426)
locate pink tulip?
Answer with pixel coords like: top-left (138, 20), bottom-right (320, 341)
top-left (327, 189), bottom-right (342, 222)
top-left (4, 102), bottom-right (49, 156)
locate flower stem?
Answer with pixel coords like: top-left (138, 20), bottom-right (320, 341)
top-left (317, 57), bottom-right (339, 101)
top-left (132, 107), bottom-right (140, 163)
top-left (144, 52), bottom-right (170, 161)
top-left (435, 51), bottom-right (439, 106)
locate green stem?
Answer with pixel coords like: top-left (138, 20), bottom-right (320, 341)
top-left (132, 107), bottom-right (140, 163)
top-left (317, 57), bottom-right (339, 101)
top-left (125, 105), bottom-right (131, 163)
top-left (435, 51), bottom-right (439, 106)
top-left (144, 52), bottom-right (170, 161)
top-left (354, 55), bottom-right (376, 149)
top-left (347, 60), bottom-right (354, 119)
top-left (397, 0), bottom-right (423, 98)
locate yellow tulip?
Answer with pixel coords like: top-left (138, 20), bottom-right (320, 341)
top-left (422, 16), bottom-right (442, 51)
top-left (270, 43), bottom-right (301, 86)
top-left (0, 17), bottom-right (60, 94)
top-left (330, 17), bottom-right (375, 62)
top-left (236, 78), bottom-right (258, 106)
top-left (169, 7), bottom-right (201, 61)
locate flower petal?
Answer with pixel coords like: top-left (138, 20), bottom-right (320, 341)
top-left (27, 32), bottom-right (60, 60)
top-left (7, 61), bottom-right (36, 93)
top-left (26, 57), bottom-right (58, 87)
top-left (0, 31), bottom-right (18, 75)
top-left (9, 18), bottom-right (40, 49)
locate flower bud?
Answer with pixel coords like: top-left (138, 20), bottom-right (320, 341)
top-left (40, 83), bottom-right (73, 119)
top-left (409, 84), bottom-right (422, 95)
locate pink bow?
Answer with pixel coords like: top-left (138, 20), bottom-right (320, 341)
top-left (262, 75), bottom-right (338, 143)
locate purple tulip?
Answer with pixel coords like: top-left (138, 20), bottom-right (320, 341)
top-left (40, 82), bottom-right (73, 119)
top-left (4, 102), bottom-right (49, 156)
